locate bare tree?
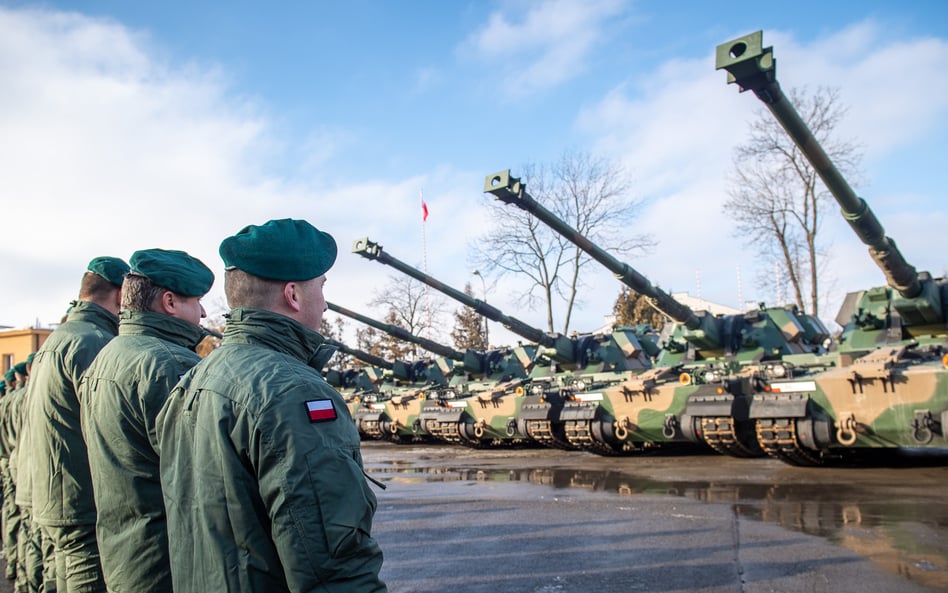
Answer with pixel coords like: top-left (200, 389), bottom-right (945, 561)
top-left (319, 316), bottom-right (354, 370)
top-left (724, 86), bottom-right (861, 316)
top-left (473, 149), bottom-right (654, 334)
top-left (368, 273), bottom-right (448, 358)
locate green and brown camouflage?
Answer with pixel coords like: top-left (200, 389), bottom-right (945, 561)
top-left (353, 237), bottom-right (552, 447)
top-left (322, 337), bottom-right (398, 439)
top-left (352, 237), bottom-right (665, 450)
top-left (325, 301), bottom-right (471, 443)
top-left (485, 170), bottom-right (830, 456)
top-left (717, 30), bottom-right (948, 465)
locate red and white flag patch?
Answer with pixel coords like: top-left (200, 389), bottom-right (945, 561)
top-left (306, 399), bottom-right (337, 423)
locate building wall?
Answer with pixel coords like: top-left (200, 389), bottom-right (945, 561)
top-left (0, 328), bottom-right (53, 372)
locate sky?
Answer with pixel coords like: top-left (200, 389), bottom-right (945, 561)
top-left (1, 0), bottom-right (946, 348)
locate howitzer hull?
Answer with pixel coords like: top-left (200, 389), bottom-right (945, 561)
top-left (756, 347), bottom-right (948, 465)
top-left (420, 382), bottom-right (538, 448)
top-left (381, 390), bottom-right (433, 443)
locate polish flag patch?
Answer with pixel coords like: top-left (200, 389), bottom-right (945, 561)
top-left (306, 399), bottom-right (337, 423)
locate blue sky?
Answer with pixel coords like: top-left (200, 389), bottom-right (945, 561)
top-left (1, 0), bottom-right (946, 346)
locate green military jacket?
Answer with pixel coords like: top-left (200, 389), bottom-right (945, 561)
top-left (157, 308), bottom-right (387, 593)
top-left (80, 310), bottom-right (206, 593)
top-left (26, 300), bottom-right (119, 526)
top-left (1, 385), bottom-right (26, 483)
top-left (12, 380), bottom-right (34, 508)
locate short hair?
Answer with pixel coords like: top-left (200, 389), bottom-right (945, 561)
top-left (224, 268), bottom-right (284, 309)
top-left (78, 271), bottom-right (121, 302)
top-left (122, 274), bottom-right (166, 312)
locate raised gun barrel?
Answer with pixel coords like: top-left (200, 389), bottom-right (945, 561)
top-left (715, 31), bottom-right (920, 299)
top-left (324, 337), bottom-right (393, 371)
top-left (484, 170), bottom-right (721, 349)
top-left (352, 237), bottom-right (557, 349)
top-left (327, 301), bottom-right (466, 362)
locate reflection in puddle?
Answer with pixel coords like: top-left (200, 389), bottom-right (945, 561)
top-left (367, 454), bottom-right (948, 589)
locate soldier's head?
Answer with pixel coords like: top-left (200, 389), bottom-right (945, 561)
top-left (80, 256), bottom-right (130, 317)
top-left (13, 362), bottom-right (28, 388)
top-left (220, 218), bottom-right (336, 332)
top-left (3, 368), bottom-right (16, 392)
top-left (124, 249), bottom-right (214, 326)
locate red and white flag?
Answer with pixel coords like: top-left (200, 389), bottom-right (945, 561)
top-left (306, 399), bottom-right (336, 422)
top-left (421, 191), bottom-right (429, 222)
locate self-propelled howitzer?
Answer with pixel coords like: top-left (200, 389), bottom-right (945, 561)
top-left (352, 237), bottom-right (662, 451)
top-left (352, 237), bottom-right (559, 447)
top-left (485, 170), bottom-right (830, 457)
top-left (717, 30), bottom-right (948, 464)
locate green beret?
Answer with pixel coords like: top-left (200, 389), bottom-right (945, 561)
top-left (13, 362), bottom-right (27, 376)
top-left (26, 352), bottom-right (35, 365)
top-left (3, 369), bottom-right (14, 384)
top-left (88, 256), bottom-right (130, 286)
top-left (219, 218), bottom-right (337, 281)
top-left (130, 248), bottom-right (214, 297)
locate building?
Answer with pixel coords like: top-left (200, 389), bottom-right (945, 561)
top-left (0, 327), bottom-right (53, 373)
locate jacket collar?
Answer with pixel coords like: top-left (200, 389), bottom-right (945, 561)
top-left (66, 300), bottom-right (120, 335)
top-left (223, 308), bottom-right (337, 370)
top-left (118, 310), bottom-right (208, 351)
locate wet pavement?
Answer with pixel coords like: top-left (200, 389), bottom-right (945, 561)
top-left (0, 442), bottom-right (943, 593)
top-left (364, 441), bottom-right (948, 592)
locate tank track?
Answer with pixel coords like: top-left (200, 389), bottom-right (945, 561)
top-left (359, 420), bottom-right (385, 440)
top-left (426, 420), bottom-right (464, 445)
top-left (524, 420), bottom-right (575, 450)
top-left (564, 420), bottom-right (630, 456)
top-left (700, 417), bottom-right (763, 458)
top-left (755, 418), bottom-right (824, 466)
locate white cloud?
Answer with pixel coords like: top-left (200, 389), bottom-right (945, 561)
top-left (0, 7), bottom-right (488, 333)
top-left (460, 0), bottom-right (627, 97)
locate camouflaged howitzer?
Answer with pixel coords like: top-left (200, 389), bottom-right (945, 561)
top-left (353, 237), bottom-right (663, 451)
top-left (326, 301), bottom-right (465, 443)
top-left (485, 170), bottom-right (830, 457)
top-left (353, 237), bottom-right (553, 447)
top-left (323, 337), bottom-right (395, 439)
top-left (718, 30), bottom-right (948, 465)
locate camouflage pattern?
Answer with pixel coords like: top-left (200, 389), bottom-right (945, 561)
top-left (716, 30), bottom-right (948, 465)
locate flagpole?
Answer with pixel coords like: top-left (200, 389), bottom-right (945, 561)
top-left (421, 190), bottom-right (431, 340)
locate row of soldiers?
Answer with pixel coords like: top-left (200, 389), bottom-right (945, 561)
top-left (0, 218), bottom-right (388, 593)
top-left (1, 358), bottom-right (44, 593)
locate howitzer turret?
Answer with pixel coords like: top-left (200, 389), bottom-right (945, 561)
top-left (353, 236), bottom-right (579, 365)
top-left (716, 31), bottom-right (943, 328)
top-left (716, 31), bottom-right (948, 465)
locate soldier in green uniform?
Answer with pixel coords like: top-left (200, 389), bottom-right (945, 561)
top-left (5, 361), bottom-right (41, 593)
top-left (157, 219), bottom-right (387, 593)
top-left (12, 352), bottom-right (55, 593)
top-left (80, 248), bottom-right (214, 593)
top-left (0, 367), bottom-right (19, 583)
top-left (24, 256), bottom-right (129, 593)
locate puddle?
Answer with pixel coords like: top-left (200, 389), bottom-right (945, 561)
top-left (363, 442), bottom-right (948, 589)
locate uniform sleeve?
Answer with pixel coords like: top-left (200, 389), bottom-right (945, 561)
top-left (254, 385), bottom-right (386, 593)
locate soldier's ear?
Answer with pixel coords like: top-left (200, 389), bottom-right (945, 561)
top-left (283, 282), bottom-right (303, 313)
top-left (158, 291), bottom-right (176, 315)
